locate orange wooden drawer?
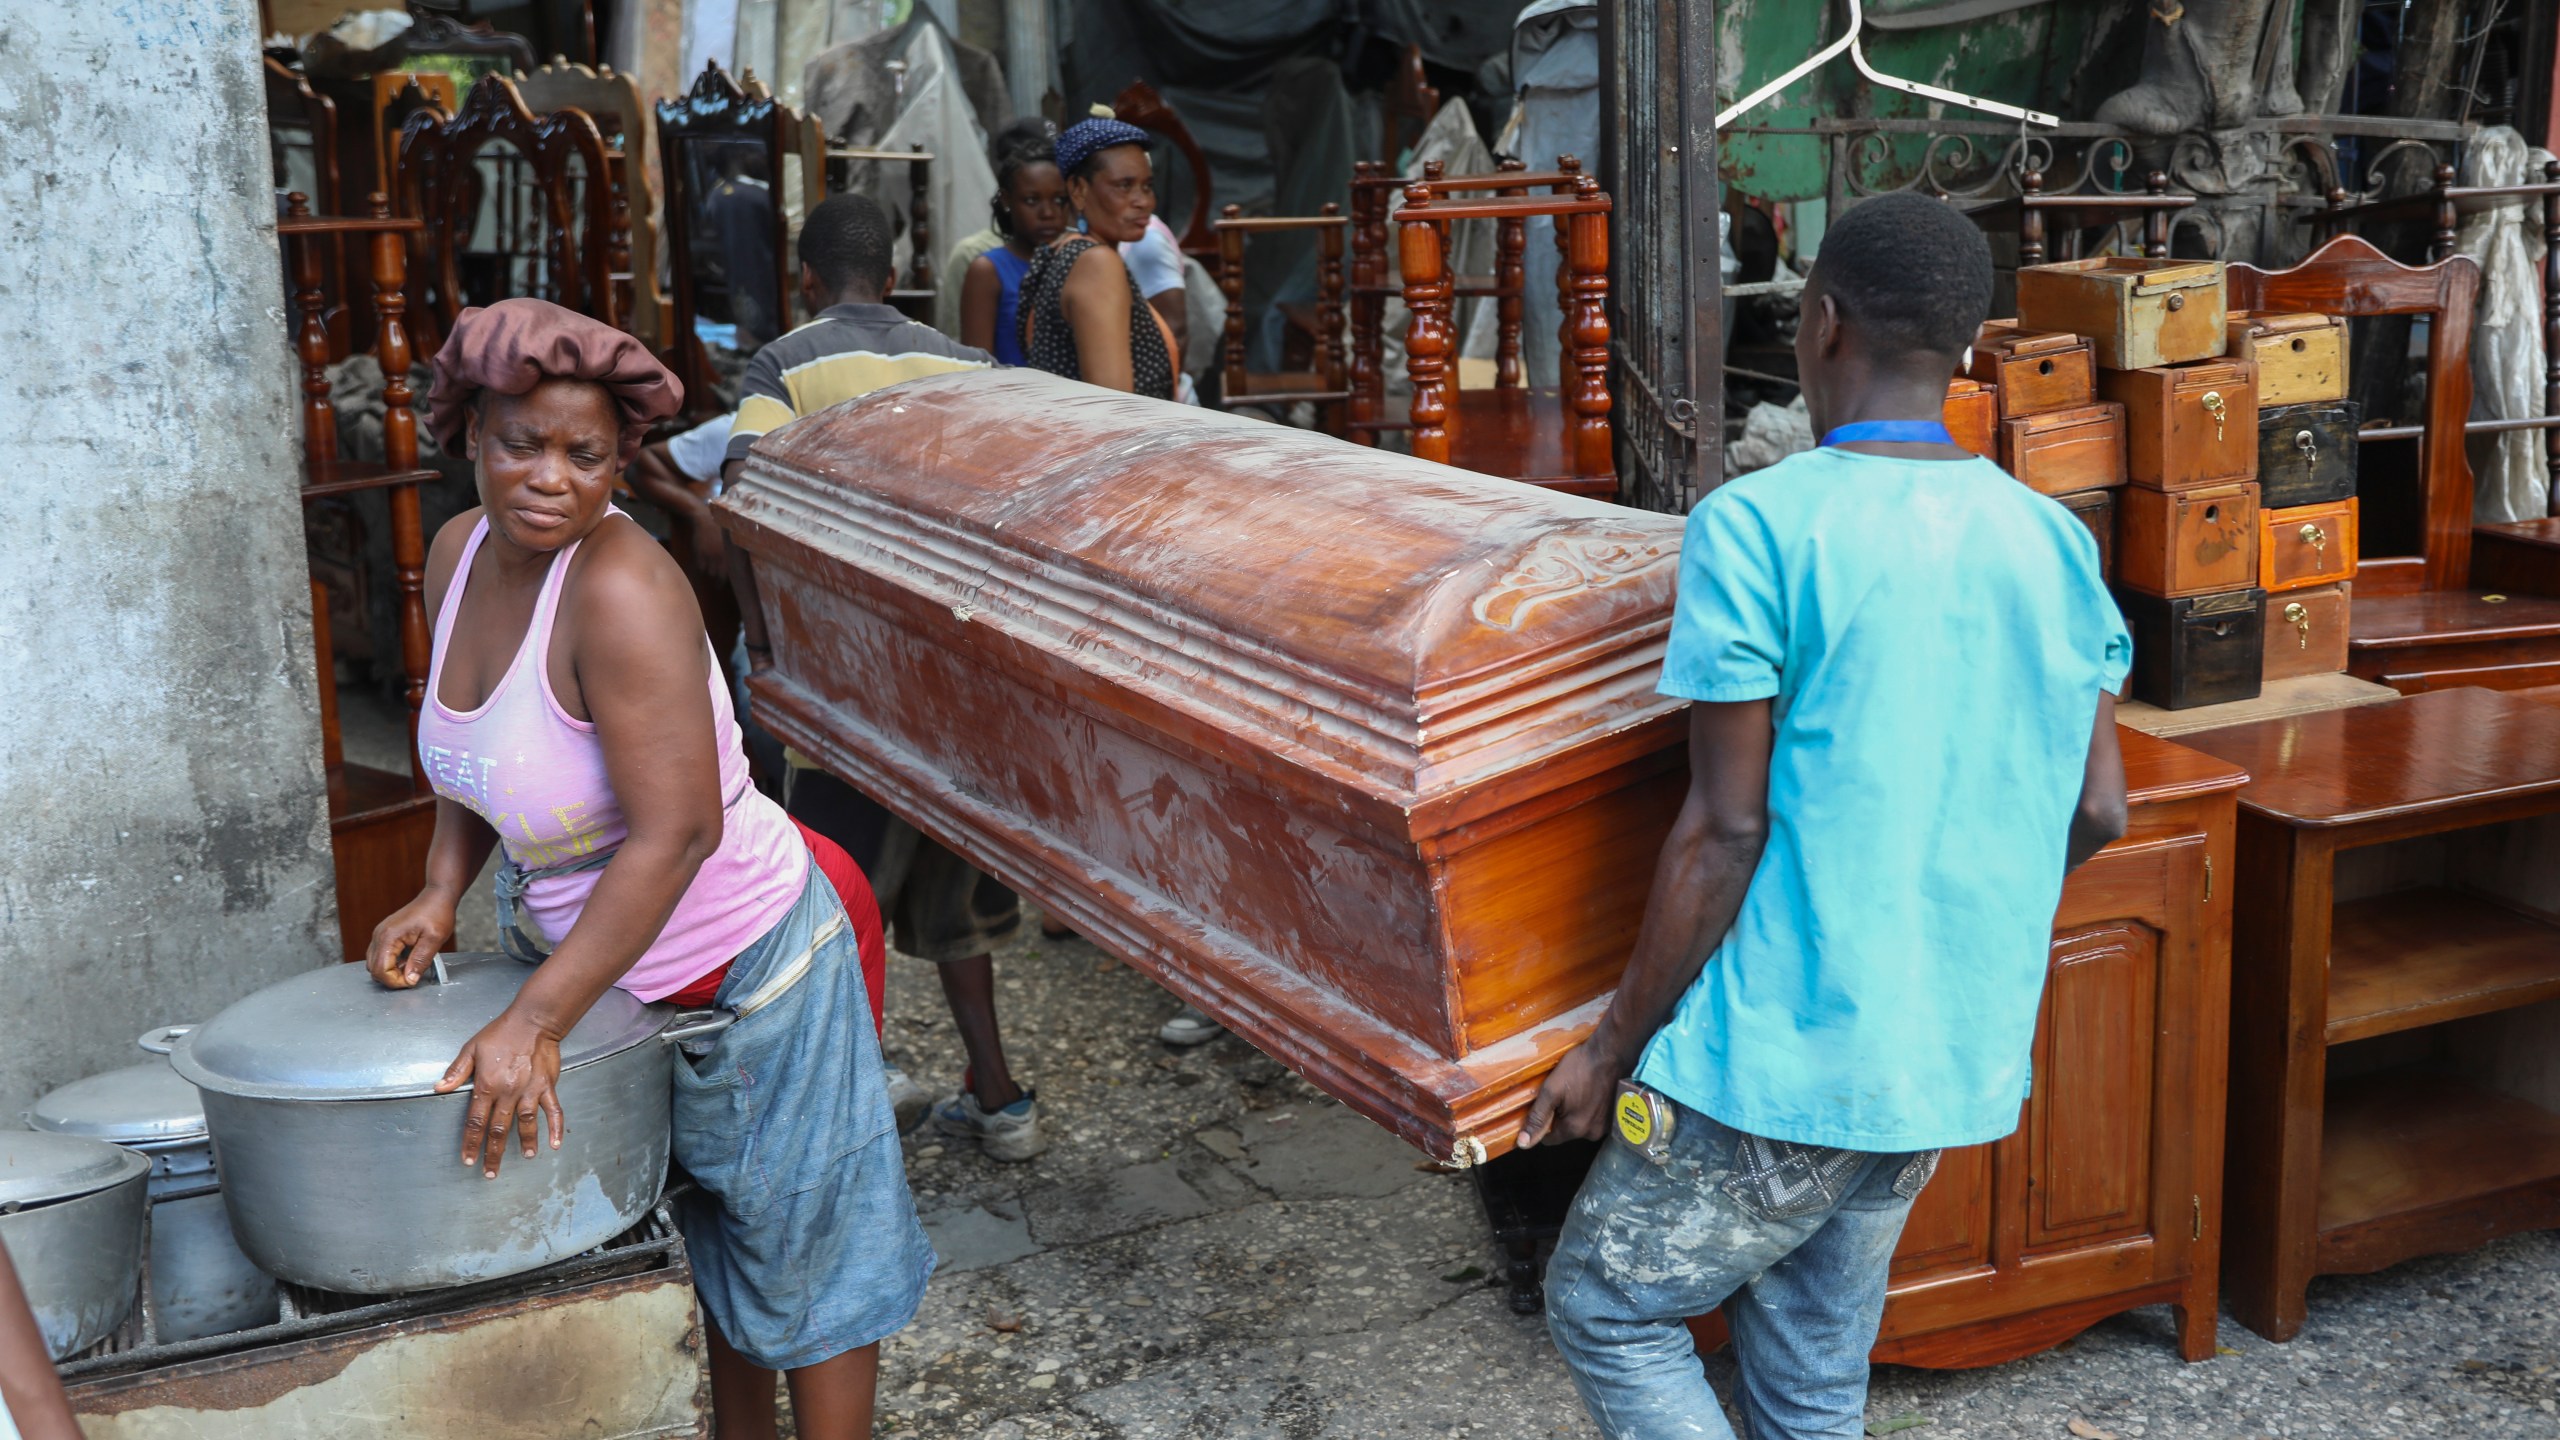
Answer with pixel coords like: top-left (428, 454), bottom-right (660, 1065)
top-left (1969, 330), bottom-right (2098, 419)
top-left (2000, 402), bottom-right (2125, 496)
top-left (2101, 358), bottom-right (2259, 491)
top-left (2258, 498), bottom-right (2357, 594)
top-left (2262, 581), bottom-right (2350, 681)
top-left (1945, 377), bottom-right (1999, 458)
top-left (2118, 480), bottom-right (2259, 597)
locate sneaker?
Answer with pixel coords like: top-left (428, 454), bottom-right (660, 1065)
top-left (884, 1064), bottom-right (931, 1135)
top-left (934, 1087), bottom-right (1047, 1162)
top-left (1157, 1004), bottom-right (1225, 1048)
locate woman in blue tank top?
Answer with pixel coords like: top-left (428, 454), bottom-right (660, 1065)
top-left (960, 129), bottom-right (1067, 364)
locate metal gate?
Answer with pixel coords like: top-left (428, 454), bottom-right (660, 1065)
top-left (1601, 0), bottom-right (1721, 514)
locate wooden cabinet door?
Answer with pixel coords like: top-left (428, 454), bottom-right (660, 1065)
top-left (2023, 922), bottom-right (2160, 1251)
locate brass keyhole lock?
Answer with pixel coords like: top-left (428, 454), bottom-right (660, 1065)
top-left (2167, 293), bottom-right (2187, 311)
top-left (2300, 522), bottom-right (2328, 554)
top-left (2038, 358), bottom-right (2055, 375)
top-left (2201, 390), bottom-right (2227, 442)
top-left (2295, 429), bottom-right (2317, 467)
top-left (2285, 601), bottom-right (2310, 649)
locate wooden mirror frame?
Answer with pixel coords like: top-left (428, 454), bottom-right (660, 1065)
top-left (657, 60), bottom-right (796, 420)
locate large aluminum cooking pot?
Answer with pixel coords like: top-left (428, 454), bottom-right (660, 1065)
top-left (170, 954), bottom-right (725, 1294)
top-left (0, 1130), bottom-right (149, 1359)
top-left (28, 1028), bottom-right (278, 1340)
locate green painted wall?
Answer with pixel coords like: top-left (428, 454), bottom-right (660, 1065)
top-left (1717, 0), bottom-right (2150, 202)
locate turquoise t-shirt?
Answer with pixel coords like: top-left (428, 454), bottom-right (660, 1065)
top-left (1634, 447), bottom-right (2132, 1153)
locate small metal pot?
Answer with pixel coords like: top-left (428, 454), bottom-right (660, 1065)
top-left (171, 955), bottom-right (728, 1294)
top-left (28, 1028), bottom-right (278, 1341)
top-left (0, 1131), bottom-right (149, 1359)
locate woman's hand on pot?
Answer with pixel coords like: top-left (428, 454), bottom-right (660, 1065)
top-left (436, 1011), bottom-right (566, 1177)
top-left (366, 891), bottom-right (458, 989)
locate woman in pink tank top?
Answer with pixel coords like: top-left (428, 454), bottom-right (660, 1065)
top-left (367, 299), bottom-right (928, 1437)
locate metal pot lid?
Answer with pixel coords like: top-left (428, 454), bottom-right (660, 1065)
top-left (169, 954), bottom-right (669, 1103)
top-left (0, 1131), bottom-right (150, 1210)
top-left (29, 1060), bottom-right (205, 1146)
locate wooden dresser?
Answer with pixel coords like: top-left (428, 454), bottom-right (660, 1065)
top-left (1692, 729), bottom-right (2246, 1367)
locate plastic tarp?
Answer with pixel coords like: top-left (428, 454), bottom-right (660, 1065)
top-left (2456, 126), bottom-right (2556, 524)
top-left (811, 23), bottom-right (1001, 291)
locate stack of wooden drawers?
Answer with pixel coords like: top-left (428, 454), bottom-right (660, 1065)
top-left (1981, 258), bottom-right (2361, 709)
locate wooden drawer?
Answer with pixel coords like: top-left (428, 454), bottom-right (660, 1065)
top-left (1969, 330), bottom-right (2097, 418)
top-left (2056, 488), bottom-right (2116, 581)
top-left (2001, 402), bottom-right (2125, 496)
top-left (1946, 377), bottom-right (1999, 458)
top-left (2016, 258), bottom-right (2228, 371)
top-left (2255, 400), bottom-right (2359, 509)
top-left (2117, 586), bottom-right (2265, 709)
top-left (2258, 498), bottom-right (2357, 594)
top-left (2119, 480), bottom-right (2259, 597)
top-left (2262, 581), bottom-right (2350, 681)
top-left (2101, 359), bottom-right (2259, 491)
top-left (2226, 312), bottom-right (2348, 405)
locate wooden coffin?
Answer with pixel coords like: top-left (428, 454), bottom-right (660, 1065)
top-left (2117, 586), bottom-right (2266, 710)
top-left (2101, 358), bottom-right (2260, 491)
top-left (2226, 311), bottom-right (2348, 405)
top-left (2016, 258), bottom-right (2228, 370)
top-left (2263, 581), bottom-right (2350, 681)
top-left (2056, 488), bottom-right (2117, 581)
top-left (2000, 402), bottom-right (2125, 496)
top-left (1945, 377), bottom-right (1999, 458)
top-left (2118, 480), bottom-right (2260, 598)
top-left (2258, 496), bottom-right (2358, 594)
top-left (718, 370), bottom-right (1688, 1163)
top-left (1967, 329), bottom-right (2097, 418)
top-left (2255, 400), bottom-right (2359, 508)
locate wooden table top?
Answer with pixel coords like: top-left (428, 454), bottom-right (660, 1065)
top-left (2119, 725), bottom-right (2250, 805)
top-left (2173, 688), bottom-right (2560, 829)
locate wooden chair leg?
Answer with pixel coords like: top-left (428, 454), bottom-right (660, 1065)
top-left (1400, 188), bottom-right (1453, 464)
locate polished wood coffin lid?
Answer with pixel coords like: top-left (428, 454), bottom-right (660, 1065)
top-left (720, 370), bottom-right (1687, 1161)
top-left (726, 370), bottom-right (1688, 827)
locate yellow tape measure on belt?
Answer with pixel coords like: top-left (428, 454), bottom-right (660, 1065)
top-left (1614, 1079), bottom-right (1675, 1164)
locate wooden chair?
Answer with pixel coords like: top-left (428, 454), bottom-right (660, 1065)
top-left (280, 192), bottom-right (439, 963)
top-left (265, 60), bottom-right (351, 356)
top-left (1376, 45), bottom-right (1439, 167)
top-left (517, 57), bottom-right (670, 346)
top-left (1965, 168), bottom-right (2196, 266)
top-left (1398, 175), bottom-right (1614, 499)
top-left (657, 61), bottom-right (801, 419)
top-left (1212, 203), bottom-right (1348, 433)
top-left (1114, 80), bottom-right (1215, 258)
top-left (393, 72), bottom-right (618, 357)
top-left (2227, 234), bottom-right (2560, 691)
top-left (1347, 157), bottom-right (1586, 446)
top-left (827, 144), bottom-right (935, 322)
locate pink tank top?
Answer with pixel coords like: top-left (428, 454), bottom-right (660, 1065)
top-left (416, 515), bottom-right (805, 1002)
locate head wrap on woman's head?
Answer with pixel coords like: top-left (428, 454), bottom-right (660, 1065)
top-left (1053, 117), bottom-right (1151, 180)
top-left (426, 297), bottom-right (683, 462)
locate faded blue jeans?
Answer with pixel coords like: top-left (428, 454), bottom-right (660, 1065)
top-left (1544, 1098), bottom-right (1939, 1440)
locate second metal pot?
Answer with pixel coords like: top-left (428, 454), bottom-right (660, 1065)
top-left (0, 1131), bottom-right (149, 1359)
top-left (172, 955), bottom-right (725, 1294)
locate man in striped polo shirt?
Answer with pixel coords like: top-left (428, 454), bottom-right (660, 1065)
top-left (722, 195), bottom-right (1050, 1162)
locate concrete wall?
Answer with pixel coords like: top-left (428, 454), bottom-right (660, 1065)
top-left (0, 0), bottom-right (337, 1115)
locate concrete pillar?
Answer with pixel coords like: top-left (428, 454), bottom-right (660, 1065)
top-left (0, 0), bottom-right (338, 1115)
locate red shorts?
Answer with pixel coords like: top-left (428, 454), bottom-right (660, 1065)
top-left (664, 819), bottom-right (886, 1036)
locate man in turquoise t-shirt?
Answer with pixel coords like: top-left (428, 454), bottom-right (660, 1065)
top-left (1518, 192), bottom-right (2132, 1438)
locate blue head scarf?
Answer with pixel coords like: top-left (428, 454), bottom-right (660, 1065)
top-left (1054, 117), bottom-right (1151, 179)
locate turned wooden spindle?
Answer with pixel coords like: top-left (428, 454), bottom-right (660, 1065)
top-left (909, 147), bottom-right (934, 292)
top-left (1316, 201), bottom-right (1347, 436)
top-left (1566, 175), bottom-right (1614, 480)
top-left (287, 193), bottom-right (339, 472)
top-left (1494, 211), bottom-right (1525, 389)
top-left (2431, 161), bottom-right (2460, 262)
top-left (2144, 171), bottom-right (2174, 258)
top-left (2545, 160), bottom-right (2560, 516)
top-left (1217, 204), bottom-right (1250, 406)
top-left (2018, 169), bottom-right (2047, 267)
top-left (1399, 185), bottom-right (1453, 464)
top-left (1348, 161), bottom-right (1383, 443)
top-left (368, 191), bottom-right (431, 769)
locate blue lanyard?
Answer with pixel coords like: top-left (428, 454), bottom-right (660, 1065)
top-left (1821, 420), bottom-right (1954, 447)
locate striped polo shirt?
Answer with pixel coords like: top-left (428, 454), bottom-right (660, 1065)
top-left (722, 302), bottom-right (993, 467)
